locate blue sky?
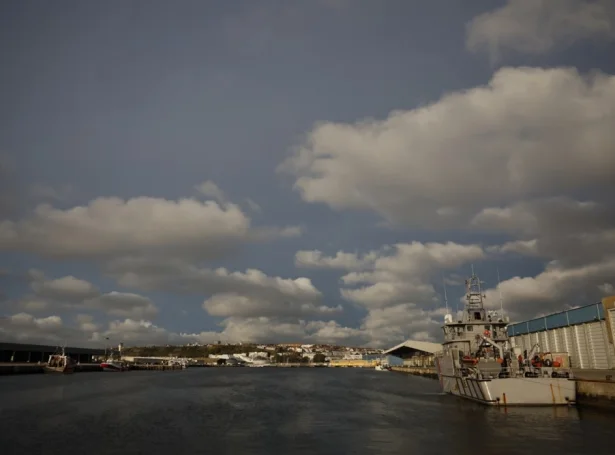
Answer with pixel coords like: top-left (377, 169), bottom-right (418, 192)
top-left (1, 0), bottom-right (614, 348)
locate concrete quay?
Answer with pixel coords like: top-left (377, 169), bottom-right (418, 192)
top-left (390, 366), bottom-right (438, 379)
top-left (0, 362), bottom-right (103, 375)
top-left (0, 362), bottom-right (190, 375)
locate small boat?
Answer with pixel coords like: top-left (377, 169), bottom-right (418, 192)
top-left (101, 342), bottom-right (129, 371)
top-left (101, 359), bottom-right (128, 372)
top-left (44, 347), bottom-right (76, 374)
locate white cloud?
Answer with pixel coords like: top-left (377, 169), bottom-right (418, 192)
top-left (466, 0), bottom-right (615, 61)
top-left (488, 239), bottom-right (539, 257)
top-left (106, 258), bottom-right (345, 332)
top-left (194, 180), bottom-right (227, 204)
top-left (360, 304), bottom-right (446, 347)
top-left (0, 313), bottom-right (95, 346)
top-left (472, 198), bottom-right (614, 238)
top-left (203, 293), bottom-right (341, 318)
top-left (481, 258), bottom-right (615, 320)
top-left (75, 314), bottom-right (100, 333)
top-left (0, 311), bottom-right (370, 347)
top-left (279, 67), bottom-right (615, 228)
top-left (16, 269), bottom-right (159, 319)
top-left (218, 317), bottom-right (367, 345)
top-left (338, 241), bottom-right (485, 308)
top-left (107, 258), bottom-right (323, 304)
top-left (245, 198), bottom-right (262, 213)
top-left (84, 292), bottom-right (158, 319)
top-left (29, 270), bottom-right (100, 302)
top-left (295, 249), bottom-right (380, 270)
top-left (292, 241), bottom-right (483, 346)
top-left (94, 319), bottom-right (221, 346)
top-left (0, 184), bottom-right (301, 262)
top-left (0, 195), bottom-right (251, 260)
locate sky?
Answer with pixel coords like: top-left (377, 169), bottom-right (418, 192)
top-left (1, 0), bottom-right (614, 348)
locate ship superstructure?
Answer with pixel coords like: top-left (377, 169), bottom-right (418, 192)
top-left (435, 272), bottom-right (576, 406)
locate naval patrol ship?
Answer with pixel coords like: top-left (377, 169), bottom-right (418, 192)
top-left (434, 272), bottom-right (576, 406)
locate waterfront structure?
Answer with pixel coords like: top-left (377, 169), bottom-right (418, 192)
top-left (383, 340), bottom-right (441, 367)
top-left (0, 342), bottom-right (105, 363)
top-left (508, 296), bottom-right (615, 370)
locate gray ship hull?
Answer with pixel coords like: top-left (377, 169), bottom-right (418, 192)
top-left (436, 356), bottom-right (576, 406)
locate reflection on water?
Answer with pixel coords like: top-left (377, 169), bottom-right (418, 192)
top-left (0, 368), bottom-right (612, 455)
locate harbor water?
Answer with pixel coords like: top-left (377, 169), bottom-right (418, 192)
top-left (0, 368), bottom-right (612, 454)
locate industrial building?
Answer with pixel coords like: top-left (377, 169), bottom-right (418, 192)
top-left (0, 342), bottom-right (106, 363)
top-left (382, 340), bottom-right (442, 367)
top-left (508, 297), bottom-right (615, 370)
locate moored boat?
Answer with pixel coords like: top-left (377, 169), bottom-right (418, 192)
top-left (101, 359), bottom-right (128, 372)
top-left (44, 347), bottom-right (76, 374)
top-left (435, 272), bottom-right (576, 406)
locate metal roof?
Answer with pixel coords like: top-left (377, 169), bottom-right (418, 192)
top-left (383, 339), bottom-right (442, 355)
top-left (0, 341), bottom-right (106, 355)
top-left (507, 302), bottom-right (605, 337)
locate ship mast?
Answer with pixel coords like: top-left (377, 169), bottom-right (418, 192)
top-left (465, 266), bottom-right (485, 308)
top-left (442, 274), bottom-right (449, 315)
top-left (497, 267), bottom-right (505, 317)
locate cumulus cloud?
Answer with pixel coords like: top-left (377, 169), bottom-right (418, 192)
top-left (467, 0), bottom-right (615, 61)
top-left (28, 270), bottom-right (100, 302)
top-left (481, 258), bottom-right (615, 320)
top-left (84, 292), bottom-right (158, 319)
top-left (245, 198), bottom-right (262, 213)
top-left (105, 258), bottom-right (348, 336)
top-left (0, 311), bottom-right (369, 347)
top-left (94, 319), bottom-right (220, 346)
top-left (0, 313), bottom-right (96, 346)
top-left (279, 67), bottom-right (615, 228)
top-left (218, 317), bottom-right (367, 345)
top-left (194, 180), bottom-right (227, 204)
top-left (107, 258), bottom-right (323, 304)
top-left (292, 241), bottom-right (484, 344)
top-left (360, 304), bottom-right (447, 347)
top-left (203, 293), bottom-right (342, 318)
top-left (472, 198), bottom-right (615, 239)
top-left (295, 249), bottom-right (381, 270)
top-left (0, 186), bottom-right (300, 261)
top-left (15, 269), bottom-right (159, 319)
top-left (280, 65), bottom-right (615, 330)
top-left (475, 197), bottom-right (615, 320)
top-left (336, 241), bottom-right (485, 308)
top-left (0, 196), bottom-right (250, 260)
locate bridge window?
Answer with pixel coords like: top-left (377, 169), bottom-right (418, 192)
top-left (466, 325), bottom-right (474, 331)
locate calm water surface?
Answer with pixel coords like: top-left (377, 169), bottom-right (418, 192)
top-left (0, 368), bottom-right (612, 454)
